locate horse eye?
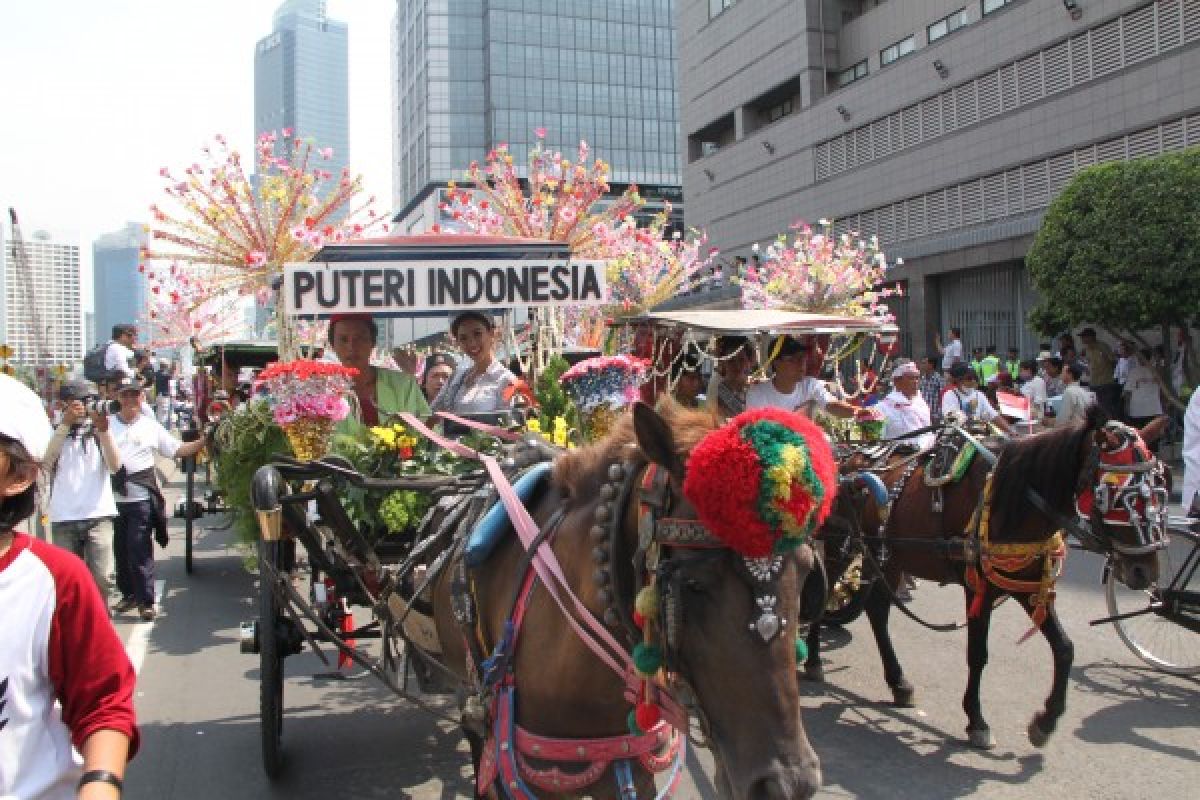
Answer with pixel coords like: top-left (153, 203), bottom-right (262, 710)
top-left (684, 577), bottom-right (708, 594)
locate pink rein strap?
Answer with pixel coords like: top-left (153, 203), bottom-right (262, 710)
top-left (397, 413), bottom-right (686, 729)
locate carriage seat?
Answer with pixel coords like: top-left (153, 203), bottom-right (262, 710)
top-left (465, 462), bottom-right (554, 567)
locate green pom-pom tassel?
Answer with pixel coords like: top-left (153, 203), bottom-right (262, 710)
top-left (627, 709), bottom-right (644, 735)
top-left (795, 636), bottom-right (809, 665)
top-left (632, 643), bottom-right (663, 676)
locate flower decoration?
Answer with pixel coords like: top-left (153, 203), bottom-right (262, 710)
top-left (145, 131), bottom-right (386, 358)
top-left (683, 408), bottom-right (837, 557)
top-left (438, 128), bottom-right (717, 325)
top-left (739, 219), bottom-right (901, 320)
top-left (141, 263), bottom-right (243, 349)
top-left (526, 415), bottom-right (571, 448)
top-left (256, 359), bottom-right (357, 459)
top-left (369, 423), bottom-right (420, 459)
top-left (560, 354), bottom-right (648, 442)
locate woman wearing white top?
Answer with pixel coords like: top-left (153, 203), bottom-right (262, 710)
top-left (1123, 350), bottom-right (1164, 427)
top-left (745, 336), bottom-right (855, 418)
top-left (431, 311), bottom-right (516, 415)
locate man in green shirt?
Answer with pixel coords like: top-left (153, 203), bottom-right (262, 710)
top-left (327, 314), bottom-right (429, 432)
top-left (1005, 347), bottom-right (1021, 380)
top-left (1080, 327), bottom-right (1118, 417)
top-left (978, 346), bottom-right (1001, 385)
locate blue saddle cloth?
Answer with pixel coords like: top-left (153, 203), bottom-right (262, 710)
top-left (464, 462), bottom-right (553, 568)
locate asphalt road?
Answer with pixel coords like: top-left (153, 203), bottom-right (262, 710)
top-left (117, 467), bottom-right (1199, 799)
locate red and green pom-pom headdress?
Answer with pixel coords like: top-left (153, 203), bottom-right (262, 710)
top-left (683, 408), bottom-right (837, 557)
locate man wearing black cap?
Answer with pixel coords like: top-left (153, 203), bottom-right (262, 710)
top-left (746, 336), bottom-right (856, 418)
top-left (106, 375), bottom-right (206, 621)
top-left (670, 352), bottom-right (705, 409)
top-left (43, 380), bottom-right (122, 603)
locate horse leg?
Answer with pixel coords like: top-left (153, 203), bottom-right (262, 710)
top-left (462, 728), bottom-right (487, 798)
top-left (1024, 600), bottom-right (1074, 748)
top-left (802, 620), bottom-right (824, 682)
top-left (864, 580), bottom-right (915, 706)
top-left (963, 586), bottom-right (996, 750)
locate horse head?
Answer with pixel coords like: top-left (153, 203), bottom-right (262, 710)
top-left (624, 403), bottom-right (823, 800)
top-left (1078, 414), bottom-right (1168, 590)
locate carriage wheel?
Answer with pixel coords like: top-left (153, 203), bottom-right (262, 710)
top-left (259, 539), bottom-right (286, 778)
top-left (1104, 527), bottom-right (1200, 676)
top-left (184, 459), bottom-right (196, 575)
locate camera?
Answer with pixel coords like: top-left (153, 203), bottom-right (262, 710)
top-left (82, 396), bottom-right (121, 415)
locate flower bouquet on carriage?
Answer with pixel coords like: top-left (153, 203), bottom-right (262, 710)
top-left (256, 359), bottom-right (357, 461)
top-left (559, 354), bottom-right (649, 443)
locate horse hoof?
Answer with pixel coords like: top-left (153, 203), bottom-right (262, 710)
top-left (967, 728), bottom-right (996, 750)
top-left (1028, 719), bottom-right (1051, 748)
top-left (802, 662), bottom-right (825, 683)
top-left (891, 684), bottom-right (916, 707)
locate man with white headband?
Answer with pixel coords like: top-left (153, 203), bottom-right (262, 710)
top-left (878, 360), bottom-right (936, 450)
top-left (0, 374), bottom-right (138, 800)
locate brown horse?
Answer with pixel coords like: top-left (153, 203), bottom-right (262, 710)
top-left (429, 403), bottom-right (822, 799)
top-left (806, 407), bottom-right (1166, 750)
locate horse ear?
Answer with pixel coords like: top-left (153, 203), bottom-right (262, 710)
top-left (632, 402), bottom-right (683, 477)
top-left (1138, 415), bottom-right (1167, 445)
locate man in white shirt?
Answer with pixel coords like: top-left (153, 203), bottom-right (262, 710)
top-left (746, 336), bottom-right (856, 418)
top-left (104, 323), bottom-right (138, 381)
top-left (1054, 362), bottom-right (1095, 427)
top-left (106, 375), bottom-right (206, 620)
top-left (1182, 387), bottom-right (1200, 517)
top-left (936, 326), bottom-right (964, 373)
top-left (1122, 349), bottom-right (1164, 427)
top-left (43, 381), bottom-right (122, 604)
top-left (942, 363), bottom-right (1014, 434)
top-left (879, 361), bottom-right (935, 450)
top-left (1018, 360), bottom-right (1048, 418)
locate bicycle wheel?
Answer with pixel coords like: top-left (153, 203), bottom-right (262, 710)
top-left (1105, 528), bottom-right (1200, 676)
top-left (184, 460), bottom-right (195, 575)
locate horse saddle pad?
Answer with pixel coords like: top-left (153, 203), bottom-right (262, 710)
top-left (464, 461), bottom-right (554, 568)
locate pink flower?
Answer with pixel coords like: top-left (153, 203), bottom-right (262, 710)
top-left (318, 147), bottom-right (334, 160)
top-left (534, 127), bottom-right (547, 139)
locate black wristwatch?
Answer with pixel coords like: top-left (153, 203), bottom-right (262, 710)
top-left (78, 769), bottom-right (123, 794)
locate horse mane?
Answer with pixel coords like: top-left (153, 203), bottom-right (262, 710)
top-left (552, 401), bottom-right (719, 505)
top-left (988, 404), bottom-right (1105, 532)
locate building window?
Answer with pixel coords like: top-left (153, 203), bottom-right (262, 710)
top-left (982, 0), bottom-right (1014, 14)
top-left (928, 9), bottom-right (968, 42)
top-left (766, 97), bottom-right (794, 123)
top-left (880, 35), bottom-right (916, 67)
top-left (709, 0), bottom-right (737, 19)
top-left (838, 59), bottom-right (868, 87)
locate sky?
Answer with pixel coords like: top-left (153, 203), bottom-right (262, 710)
top-left (0, 0), bottom-right (394, 307)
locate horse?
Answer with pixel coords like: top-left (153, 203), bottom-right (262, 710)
top-left (428, 403), bottom-right (823, 799)
top-left (805, 406), bottom-right (1167, 750)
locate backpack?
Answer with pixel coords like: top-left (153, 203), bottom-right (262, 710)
top-left (83, 341), bottom-right (111, 383)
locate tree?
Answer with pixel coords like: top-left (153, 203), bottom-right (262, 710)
top-left (1026, 148), bottom-right (1200, 405)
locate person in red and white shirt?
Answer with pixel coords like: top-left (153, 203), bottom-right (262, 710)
top-left (0, 374), bottom-right (138, 800)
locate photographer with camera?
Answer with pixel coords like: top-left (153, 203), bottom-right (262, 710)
top-left (106, 375), bottom-right (206, 621)
top-left (43, 381), bottom-right (122, 606)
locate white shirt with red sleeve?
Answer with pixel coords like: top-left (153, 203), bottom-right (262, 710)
top-left (0, 533), bottom-right (139, 800)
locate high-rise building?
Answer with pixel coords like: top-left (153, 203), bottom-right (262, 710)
top-left (92, 223), bottom-right (148, 353)
top-left (2, 222), bottom-right (83, 367)
top-left (680, 0), bottom-right (1200, 354)
top-left (255, 0), bottom-right (350, 176)
top-left (391, 0), bottom-right (682, 235)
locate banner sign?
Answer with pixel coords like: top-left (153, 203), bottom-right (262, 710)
top-left (284, 259), bottom-right (608, 316)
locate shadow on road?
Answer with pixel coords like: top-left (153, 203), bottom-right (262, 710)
top-left (802, 682), bottom-right (1045, 798)
top-left (1070, 662), bottom-right (1200, 763)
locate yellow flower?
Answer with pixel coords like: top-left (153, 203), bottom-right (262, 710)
top-left (525, 419), bottom-right (542, 433)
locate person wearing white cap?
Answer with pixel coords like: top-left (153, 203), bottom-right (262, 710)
top-left (0, 373), bottom-right (138, 800)
top-left (878, 361), bottom-right (936, 450)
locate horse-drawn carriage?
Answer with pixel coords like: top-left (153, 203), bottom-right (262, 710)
top-left (233, 232), bottom-right (1185, 798)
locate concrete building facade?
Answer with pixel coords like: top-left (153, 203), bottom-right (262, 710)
top-left (254, 0), bottom-right (350, 176)
top-left (680, 0), bottom-right (1200, 356)
top-left (92, 223), bottom-right (148, 352)
top-left (2, 224), bottom-right (83, 367)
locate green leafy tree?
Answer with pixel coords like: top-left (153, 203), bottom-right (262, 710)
top-left (1026, 148), bottom-right (1200, 406)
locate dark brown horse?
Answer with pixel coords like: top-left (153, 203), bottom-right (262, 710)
top-left (806, 407), bottom-right (1166, 750)
top-left (430, 403), bottom-right (822, 799)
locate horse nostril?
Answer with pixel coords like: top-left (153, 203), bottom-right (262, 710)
top-left (747, 766), bottom-right (821, 800)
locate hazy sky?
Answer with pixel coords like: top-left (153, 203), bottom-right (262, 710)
top-left (0, 0), bottom-right (394, 246)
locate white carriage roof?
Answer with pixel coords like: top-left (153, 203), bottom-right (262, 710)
top-left (627, 309), bottom-right (897, 336)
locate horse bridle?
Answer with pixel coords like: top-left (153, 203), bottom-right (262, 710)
top-left (596, 460), bottom-right (795, 677)
top-left (1083, 422), bottom-right (1169, 556)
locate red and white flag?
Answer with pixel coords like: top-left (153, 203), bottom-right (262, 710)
top-left (996, 389), bottom-right (1030, 421)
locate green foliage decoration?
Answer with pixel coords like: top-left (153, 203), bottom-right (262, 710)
top-left (212, 399), bottom-right (291, 545)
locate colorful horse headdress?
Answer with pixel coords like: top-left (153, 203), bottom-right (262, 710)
top-left (1076, 421), bottom-right (1160, 531)
top-left (683, 408), bottom-right (837, 557)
